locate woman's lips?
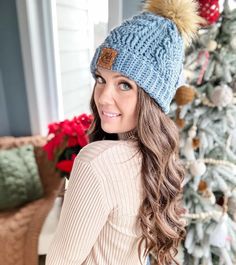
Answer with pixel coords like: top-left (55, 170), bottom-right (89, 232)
top-left (102, 111), bottom-right (121, 118)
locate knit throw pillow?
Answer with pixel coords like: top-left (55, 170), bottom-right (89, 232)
top-left (0, 144), bottom-right (44, 210)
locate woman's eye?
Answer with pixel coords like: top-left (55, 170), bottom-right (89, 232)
top-left (119, 82), bottom-right (132, 91)
top-left (95, 74), bottom-right (104, 84)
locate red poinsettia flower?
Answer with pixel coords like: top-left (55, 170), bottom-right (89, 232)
top-left (56, 160), bottom-right (73, 173)
top-left (43, 113), bottom-right (93, 177)
top-left (68, 136), bottom-right (78, 147)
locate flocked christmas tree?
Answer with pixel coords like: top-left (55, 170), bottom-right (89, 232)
top-left (169, 0), bottom-right (236, 264)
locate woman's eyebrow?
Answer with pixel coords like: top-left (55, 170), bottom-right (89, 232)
top-left (95, 70), bottom-right (132, 82)
top-left (112, 73), bottom-right (128, 79)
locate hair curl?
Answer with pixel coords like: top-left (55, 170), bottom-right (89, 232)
top-left (89, 87), bottom-right (185, 265)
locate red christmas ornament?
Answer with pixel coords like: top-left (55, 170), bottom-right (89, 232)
top-left (198, 0), bottom-right (220, 25)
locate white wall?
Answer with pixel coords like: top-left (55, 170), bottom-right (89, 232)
top-left (56, 0), bottom-right (93, 118)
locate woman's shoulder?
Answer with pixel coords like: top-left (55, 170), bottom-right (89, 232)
top-left (77, 140), bottom-right (139, 163)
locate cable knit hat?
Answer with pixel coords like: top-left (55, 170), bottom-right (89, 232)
top-left (90, 0), bottom-right (204, 113)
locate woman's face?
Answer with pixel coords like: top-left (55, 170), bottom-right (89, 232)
top-left (93, 67), bottom-right (138, 134)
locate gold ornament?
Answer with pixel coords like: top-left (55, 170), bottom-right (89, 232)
top-left (198, 180), bottom-right (207, 192)
top-left (192, 137), bottom-right (200, 149)
top-left (175, 85), bottom-right (196, 106)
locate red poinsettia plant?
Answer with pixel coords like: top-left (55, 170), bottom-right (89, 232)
top-left (43, 114), bottom-right (93, 178)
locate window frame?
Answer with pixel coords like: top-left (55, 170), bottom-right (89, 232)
top-left (16, 0), bottom-right (63, 135)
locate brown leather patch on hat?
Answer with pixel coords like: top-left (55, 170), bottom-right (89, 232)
top-left (97, 47), bottom-right (118, 70)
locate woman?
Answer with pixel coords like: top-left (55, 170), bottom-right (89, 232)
top-left (46, 0), bottom-right (203, 264)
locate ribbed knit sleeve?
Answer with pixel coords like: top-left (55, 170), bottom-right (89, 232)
top-left (46, 156), bottom-right (111, 265)
top-left (46, 140), bottom-right (145, 265)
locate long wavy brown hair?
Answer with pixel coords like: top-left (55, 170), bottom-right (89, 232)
top-left (89, 87), bottom-right (185, 265)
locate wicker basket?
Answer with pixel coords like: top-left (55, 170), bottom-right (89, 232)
top-left (0, 136), bottom-right (64, 265)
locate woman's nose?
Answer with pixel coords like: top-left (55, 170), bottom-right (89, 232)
top-left (98, 84), bottom-right (114, 105)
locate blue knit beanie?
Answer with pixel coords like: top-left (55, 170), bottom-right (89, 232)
top-left (90, 0), bottom-right (203, 113)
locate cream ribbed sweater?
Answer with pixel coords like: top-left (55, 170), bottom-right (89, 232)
top-left (46, 139), bottom-right (147, 265)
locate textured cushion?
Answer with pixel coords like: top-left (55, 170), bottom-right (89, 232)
top-left (0, 145), bottom-right (43, 210)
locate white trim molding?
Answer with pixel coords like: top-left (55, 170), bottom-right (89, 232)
top-left (16, 0), bottom-right (63, 135)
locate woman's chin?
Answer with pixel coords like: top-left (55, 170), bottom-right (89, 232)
top-left (101, 124), bottom-right (119, 134)
top-left (101, 123), bottom-right (136, 134)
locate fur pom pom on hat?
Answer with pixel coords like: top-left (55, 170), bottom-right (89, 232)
top-left (90, 0), bottom-right (203, 113)
top-left (144, 0), bottom-right (205, 46)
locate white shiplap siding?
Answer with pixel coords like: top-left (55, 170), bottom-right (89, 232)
top-left (56, 0), bottom-right (93, 118)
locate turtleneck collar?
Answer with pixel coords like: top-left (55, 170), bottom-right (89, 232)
top-left (118, 129), bottom-right (137, 140)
